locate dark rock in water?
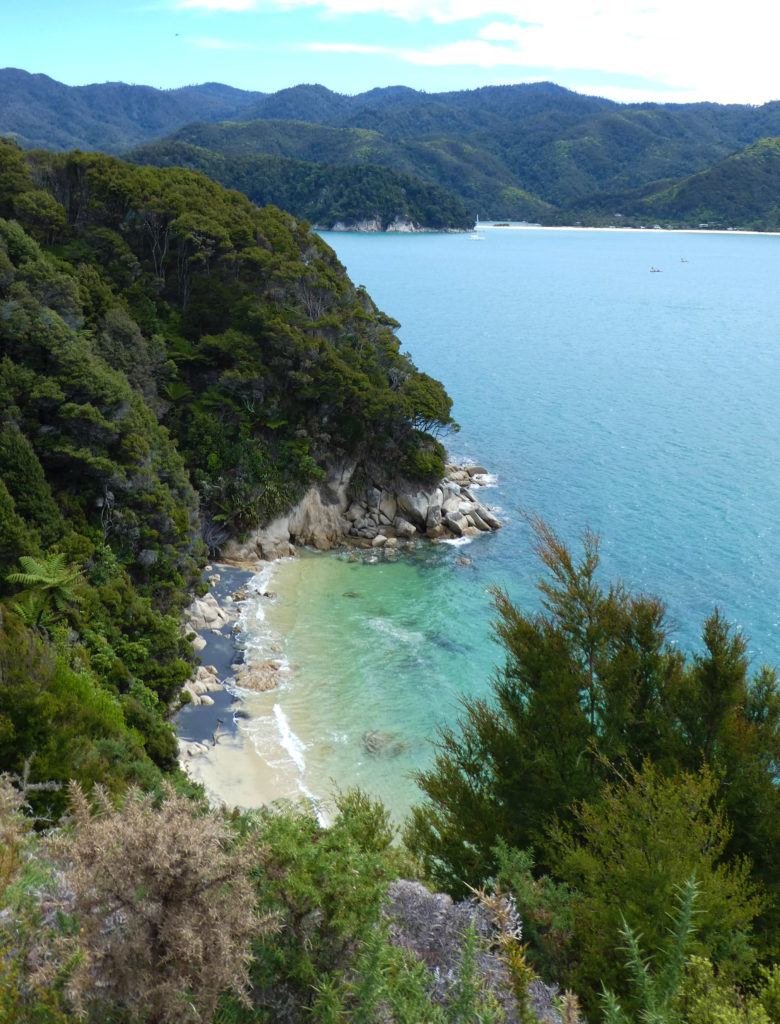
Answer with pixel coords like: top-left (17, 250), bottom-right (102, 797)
top-left (234, 710), bottom-right (251, 720)
top-left (428, 632), bottom-right (469, 655)
top-left (362, 730), bottom-right (406, 758)
top-left (343, 591), bottom-right (363, 598)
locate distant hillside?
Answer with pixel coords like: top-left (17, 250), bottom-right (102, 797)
top-left (601, 136), bottom-right (780, 230)
top-left (126, 140), bottom-right (475, 230)
top-left (133, 117), bottom-right (556, 222)
top-left (6, 70), bottom-right (780, 228)
top-left (0, 68), bottom-right (263, 152)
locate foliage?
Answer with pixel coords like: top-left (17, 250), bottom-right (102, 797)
top-left (600, 875), bottom-right (701, 1024)
top-left (0, 139), bottom-right (457, 836)
top-left (0, 610), bottom-right (167, 819)
top-left (5, 552), bottom-right (84, 630)
top-left (0, 773), bottom-right (77, 1023)
top-left (491, 842), bottom-right (574, 980)
top-left (405, 518), bottom-right (780, 908)
top-left (51, 781), bottom-right (270, 1024)
top-left (245, 789), bottom-right (404, 1018)
top-left (404, 517), bottom-right (687, 894)
top-left (676, 957), bottom-right (772, 1024)
top-left (550, 762), bottom-right (761, 1008)
top-left (127, 141), bottom-right (475, 230)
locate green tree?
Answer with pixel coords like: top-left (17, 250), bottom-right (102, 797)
top-left (550, 762), bottom-right (761, 1009)
top-left (405, 517), bottom-right (685, 895)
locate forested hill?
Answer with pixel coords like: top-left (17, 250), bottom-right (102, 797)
top-left (7, 70), bottom-right (780, 228)
top-left (0, 68), bottom-right (263, 152)
top-left (0, 137), bottom-right (453, 803)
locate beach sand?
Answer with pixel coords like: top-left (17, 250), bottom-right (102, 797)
top-left (176, 560), bottom-right (327, 816)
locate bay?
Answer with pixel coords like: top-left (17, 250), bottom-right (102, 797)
top-left (230, 226), bottom-right (780, 821)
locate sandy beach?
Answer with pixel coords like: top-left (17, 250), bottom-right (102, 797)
top-left (175, 560), bottom-right (320, 815)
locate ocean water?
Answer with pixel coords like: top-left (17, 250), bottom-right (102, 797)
top-left (229, 226), bottom-right (780, 821)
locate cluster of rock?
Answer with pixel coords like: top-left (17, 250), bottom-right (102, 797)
top-left (384, 879), bottom-right (564, 1024)
top-left (325, 218), bottom-right (461, 233)
top-left (345, 463), bottom-right (501, 547)
top-left (181, 663), bottom-right (224, 707)
top-left (222, 461), bottom-right (501, 562)
top-left (180, 575), bottom-right (288, 711)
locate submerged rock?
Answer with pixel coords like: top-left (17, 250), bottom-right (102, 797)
top-left (362, 730), bottom-right (407, 758)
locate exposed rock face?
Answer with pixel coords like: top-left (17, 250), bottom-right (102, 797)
top-left (222, 461), bottom-right (501, 561)
top-left (325, 218), bottom-right (462, 233)
top-left (183, 593), bottom-right (231, 632)
top-left (384, 879), bottom-right (562, 1024)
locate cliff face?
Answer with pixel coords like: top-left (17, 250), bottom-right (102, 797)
top-left (0, 139), bottom-right (457, 550)
top-left (222, 460), bottom-right (501, 562)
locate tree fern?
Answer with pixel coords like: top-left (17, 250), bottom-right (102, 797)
top-left (5, 552), bottom-right (84, 627)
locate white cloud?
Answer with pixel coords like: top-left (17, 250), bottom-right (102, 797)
top-left (178, 0), bottom-right (780, 104)
top-left (179, 0), bottom-right (536, 22)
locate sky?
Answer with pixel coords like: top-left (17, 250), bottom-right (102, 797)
top-left (4, 0), bottom-right (780, 107)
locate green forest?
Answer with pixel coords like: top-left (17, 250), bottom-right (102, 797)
top-left (3, 132), bottom-right (780, 1023)
top-left (6, 71), bottom-right (780, 230)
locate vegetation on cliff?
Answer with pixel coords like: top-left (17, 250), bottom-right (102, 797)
top-left (4, 118), bottom-right (780, 1022)
top-left (0, 134), bottom-right (453, 800)
top-left (406, 518), bottom-right (780, 1016)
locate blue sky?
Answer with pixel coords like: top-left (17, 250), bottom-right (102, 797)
top-left (5, 0), bottom-right (779, 106)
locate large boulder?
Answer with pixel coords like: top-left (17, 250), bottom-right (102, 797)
top-left (289, 488), bottom-right (349, 551)
top-left (184, 593), bottom-right (231, 631)
top-left (396, 489), bottom-right (431, 528)
top-left (384, 880), bottom-right (561, 1023)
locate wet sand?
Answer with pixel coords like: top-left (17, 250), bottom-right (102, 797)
top-left (176, 560), bottom-right (327, 816)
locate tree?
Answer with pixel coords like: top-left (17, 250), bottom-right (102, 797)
top-left (5, 553), bottom-right (84, 630)
top-left (549, 762), bottom-right (761, 1009)
top-left (405, 517), bottom-right (686, 895)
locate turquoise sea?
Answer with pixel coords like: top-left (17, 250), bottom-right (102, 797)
top-left (225, 226), bottom-right (780, 821)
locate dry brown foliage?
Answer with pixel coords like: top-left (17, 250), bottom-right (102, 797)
top-left (50, 781), bottom-right (275, 1024)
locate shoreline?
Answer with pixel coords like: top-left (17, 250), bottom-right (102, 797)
top-left (176, 463), bottom-right (504, 817)
top-left (475, 222), bottom-right (780, 237)
top-left (175, 560), bottom-right (307, 812)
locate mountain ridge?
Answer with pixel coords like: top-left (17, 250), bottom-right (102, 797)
top-left (4, 68), bottom-right (780, 228)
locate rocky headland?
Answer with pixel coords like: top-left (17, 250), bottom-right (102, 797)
top-left (323, 218), bottom-right (466, 233)
top-left (222, 461), bottom-right (501, 563)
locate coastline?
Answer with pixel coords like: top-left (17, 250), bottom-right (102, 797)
top-left (476, 222), bottom-right (780, 237)
top-left (176, 561), bottom-right (310, 812)
top-left (176, 462), bottom-right (504, 818)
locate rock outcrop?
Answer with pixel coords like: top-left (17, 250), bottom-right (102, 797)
top-left (222, 461), bottom-right (501, 562)
top-left (384, 879), bottom-right (562, 1023)
top-left (181, 663), bottom-right (225, 706)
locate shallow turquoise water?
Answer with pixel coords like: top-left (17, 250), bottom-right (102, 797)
top-left (235, 227), bottom-right (780, 819)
